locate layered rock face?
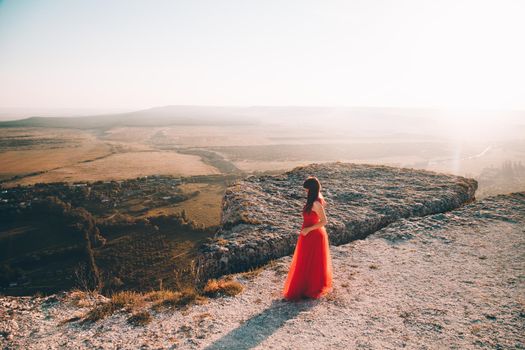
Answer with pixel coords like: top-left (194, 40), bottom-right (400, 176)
top-left (197, 162), bottom-right (478, 280)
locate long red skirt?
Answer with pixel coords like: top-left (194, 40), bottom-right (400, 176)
top-left (282, 226), bottom-right (333, 301)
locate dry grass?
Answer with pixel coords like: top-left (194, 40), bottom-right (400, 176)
top-left (110, 291), bottom-right (144, 310)
top-left (170, 183), bottom-right (225, 226)
top-left (151, 287), bottom-right (208, 311)
top-left (81, 287), bottom-right (209, 323)
top-left (0, 129), bottom-right (111, 182)
top-left (68, 289), bottom-right (94, 308)
top-left (7, 150), bottom-right (219, 187)
top-left (77, 260), bottom-right (244, 323)
top-left (202, 277), bottom-right (244, 297)
top-left (81, 290), bottom-right (145, 323)
top-left (143, 182), bottom-right (225, 228)
top-left (143, 289), bottom-right (180, 302)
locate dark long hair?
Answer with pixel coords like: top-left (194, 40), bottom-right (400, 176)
top-left (303, 176), bottom-right (323, 213)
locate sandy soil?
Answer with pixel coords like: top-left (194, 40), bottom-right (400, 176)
top-left (1, 193), bottom-right (523, 349)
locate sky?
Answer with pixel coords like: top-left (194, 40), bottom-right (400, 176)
top-left (0, 0), bottom-right (524, 112)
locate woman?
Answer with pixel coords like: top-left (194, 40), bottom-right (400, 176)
top-left (282, 176), bottom-right (333, 301)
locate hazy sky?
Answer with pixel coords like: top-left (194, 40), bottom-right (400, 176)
top-left (1, 0), bottom-right (524, 111)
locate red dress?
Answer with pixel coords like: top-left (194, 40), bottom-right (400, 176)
top-left (282, 197), bottom-right (333, 301)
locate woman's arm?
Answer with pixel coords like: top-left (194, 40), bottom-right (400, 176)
top-left (300, 201), bottom-right (328, 236)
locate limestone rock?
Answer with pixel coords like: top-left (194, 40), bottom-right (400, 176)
top-left (197, 162), bottom-right (477, 280)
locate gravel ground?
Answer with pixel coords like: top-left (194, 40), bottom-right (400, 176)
top-left (1, 192), bottom-right (524, 350)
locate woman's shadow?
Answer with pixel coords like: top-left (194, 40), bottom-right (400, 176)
top-left (203, 297), bottom-right (317, 350)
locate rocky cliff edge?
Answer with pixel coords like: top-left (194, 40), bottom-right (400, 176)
top-left (197, 162), bottom-right (478, 280)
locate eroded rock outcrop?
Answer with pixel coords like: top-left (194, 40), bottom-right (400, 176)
top-left (197, 162), bottom-right (477, 280)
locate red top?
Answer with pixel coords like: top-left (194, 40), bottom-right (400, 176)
top-left (302, 197), bottom-right (325, 227)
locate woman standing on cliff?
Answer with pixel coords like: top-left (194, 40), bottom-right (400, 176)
top-left (282, 176), bottom-right (333, 301)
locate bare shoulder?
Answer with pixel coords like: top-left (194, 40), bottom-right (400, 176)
top-left (312, 200), bottom-right (327, 221)
top-left (312, 200), bottom-right (324, 211)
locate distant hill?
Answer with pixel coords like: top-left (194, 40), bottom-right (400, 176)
top-left (0, 105), bottom-right (264, 129)
top-left (0, 105), bottom-right (444, 135)
top-left (1, 106), bottom-right (523, 141)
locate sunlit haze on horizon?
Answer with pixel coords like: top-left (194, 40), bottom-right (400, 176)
top-left (1, 0), bottom-right (524, 121)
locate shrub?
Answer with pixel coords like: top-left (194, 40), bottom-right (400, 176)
top-left (81, 290), bottom-right (144, 323)
top-left (68, 289), bottom-right (94, 308)
top-left (151, 287), bottom-right (207, 310)
top-left (143, 289), bottom-right (179, 302)
top-left (110, 290), bottom-right (144, 310)
top-left (202, 278), bottom-right (244, 297)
